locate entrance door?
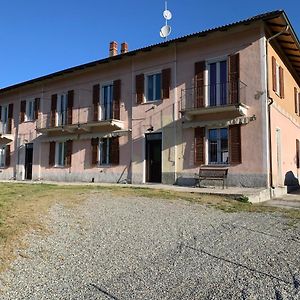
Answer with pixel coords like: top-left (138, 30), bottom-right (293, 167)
top-left (146, 133), bottom-right (162, 183)
top-left (25, 143), bottom-right (33, 180)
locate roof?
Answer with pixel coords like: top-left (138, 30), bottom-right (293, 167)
top-left (1, 9), bottom-right (299, 94)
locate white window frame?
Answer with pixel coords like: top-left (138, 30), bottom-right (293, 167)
top-left (275, 62), bottom-right (280, 96)
top-left (145, 71), bottom-right (162, 102)
top-left (25, 100), bottom-right (35, 122)
top-left (206, 57), bottom-right (228, 107)
top-left (56, 94), bottom-right (68, 126)
top-left (55, 142), bottom-right (66, 167)
top-left (99, 137), bottom-right (111, 165)
top-left (100, 82), bottom-right (113, 121)
top-left (1, 105), bottom-right (9, 134)
top-left (206, 127), bottom-right (229, 165)
top-left (0, 145), bottom-right (6, 168)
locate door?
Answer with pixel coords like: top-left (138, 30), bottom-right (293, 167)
top-left (146, 133), bottom-right (162, 183)
top-left (25, 143), bottom-right (33, 180)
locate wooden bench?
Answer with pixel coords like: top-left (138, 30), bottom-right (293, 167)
top-left (195, 166), bottom-right (228, 189)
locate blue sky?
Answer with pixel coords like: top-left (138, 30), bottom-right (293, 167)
top-left (0, 0), bottom-right (299, 88)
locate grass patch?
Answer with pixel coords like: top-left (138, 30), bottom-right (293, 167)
top-left (0, 182), bottom-right (299, 272)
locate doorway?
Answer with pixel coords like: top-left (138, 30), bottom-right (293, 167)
top-left (25, 143), bottom-right (33, 180)
top-left (146, 133), bottom-right (162, 183)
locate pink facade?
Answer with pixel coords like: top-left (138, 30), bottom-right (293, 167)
top-left (0, 10), bottom-right (299, 189)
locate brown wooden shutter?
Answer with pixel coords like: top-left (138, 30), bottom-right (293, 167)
top-left (229, 53), bottom-right (240, 104)
top-left (91, 138), bottom-right (99, 166)
top-left (65, 140), bottom-right (73, 167)
top-left (162, 68), bottom-right (171, 99)
top-left (34, 98), bottom-right (40, 120)
top-left (272, 56), bottom-right (277, 92)
top-left (113, 80), bottom-right (121, 120)
top-left (298, 92), bottom-right (300, 117)
top-left (296, 139), bottom-right (300, 168)
top-left (51, 94), bottom-right (57, 127)
top-left (49, 141), bottom-right (55, 167)
top-left (279, 66), bottom-right (284, 98)
top-left (136, 74), bottom-right (144, 104)
top-left (0, 106), bottom-right (2, 122)
top-left (194, 62), bottom-right (205, 108)
top-left (194, 127), bottom-right (205, 165)
top-left (93, 84), bottom-right (100, 121)
top-left (5, 145), bottom-right (10, 167)
top-left (7, 104), bottom-right (13, 134)
top-left (20, 100), bottom-right (26, 123)
top-left (295, 87), bottom-right (298, 114)
top-left (67, 90), bottom-right (74, 125)
top-left (110, 137), bottom-right (119, 165)
top-left (229, 125), bottom-right (242, 164)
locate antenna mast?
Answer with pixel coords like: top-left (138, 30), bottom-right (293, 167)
top-left (160, 1), bottom-right (172, 40)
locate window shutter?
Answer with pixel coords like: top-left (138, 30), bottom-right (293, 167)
top-left (65, 140), bottom-right (73, 167)
top-left (194, 61), bottom-right (205, 108)
top-left (49, 141), bottom-right (55, 167)
top-left (5, 145), bottom-right (10, 167)
top-left (229, 125), bottom-right (242, 164)
top-left (91, 138), bottom-right (99, 166)
top-left (162, 68), bottom-right (171, 99)
top-left (229, 53), bottom-right (240, 104)
top-left (20, 100), bottom-right (26, 123)
top-left (7, 104), bottom-right (13, 134)
top-left (0, 106), bottom-right (2, 122)
top-left (272, 56), bottom-right (276, 92)
top-left (51, 94), bottom-right (57, 127)
top-left (136, 74), bottom-right (144, 104)
top-left (34, 98), bottom-right (40, 120)
top-left (194, 127), bottom-right (205, 165)
top-left (67, 90), bottom-right (74, 125)
top-left (113, 80), bottom-right (121, 120)
top-left (110, 137), bottom-right (119, 165)
top-left (296, 140), bottom-right (300, 168)
top-left (298, 92), bottom-right (300, 117)
top-left (279, 66), bottom-right (284, 98)
top-left (295, 87), bottom-right (298, 115)
top-left (93, 84), bottom-right (100, 121)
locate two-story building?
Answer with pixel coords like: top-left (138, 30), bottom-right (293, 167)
top-left (0, 10), bottom-right (299, 192)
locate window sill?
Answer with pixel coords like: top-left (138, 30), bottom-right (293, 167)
top-left (142, 99), bottom-right (163, 105)
top-left (53, 165), bottom-right (70, 169)
top-left (92, 164), bottom-right (119, 168)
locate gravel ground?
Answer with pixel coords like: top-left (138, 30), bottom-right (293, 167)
top-left (0, 192), bottom-right (300, 300)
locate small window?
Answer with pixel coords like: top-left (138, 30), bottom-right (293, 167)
top-left (208, 128), bottom-right (228, 164)
top-left (25, 100), bottom-right (34, 121)
top-left (146, 73), bottom-right (161, 101)
top-left (55, 142), bottom-right (66, 167)
top-left (0, 146), bottom-right (6, 167)
top-left (57, 94), bottom-right (68, 126)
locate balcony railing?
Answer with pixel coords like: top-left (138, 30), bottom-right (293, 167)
top-left (180, 81), bottom-right (247, 112)
top-left (36, 104), bottom-right (122, 132)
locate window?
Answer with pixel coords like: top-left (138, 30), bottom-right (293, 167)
top-left (272, 57), bottom-right (284, 98)
top-left (57, 94), bottom-right (68, 126)
top-left (99, 138), bottom-right (110, 165)
top-left (25, 100), bottom-right (34, 121)
top-left (208, 61), bottom-right (227, 106)
top-left (0, 146), bottom-right (6, 167)
top-left (146, 73), bottom-right (162, 101)
top-left (1, 105), bottom-right (8, 134)
top-left (55, 142), bottom-right (66, 166)
top-left (100, 84), bottom-right (113, 120)
top-left (275, 62), bottom-right (280, 95)
top-left (208, 128), bottom-right (228, 164)
top-left (92, 137), bottom-right (119, 166)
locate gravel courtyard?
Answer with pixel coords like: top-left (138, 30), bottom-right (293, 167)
top-left (0, 191), bottom-right (300, 299)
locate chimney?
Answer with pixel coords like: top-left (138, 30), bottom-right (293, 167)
top-left (109, 41), bottom-right (118, 57)
top-left (121, 42), bottom-right (128, 54)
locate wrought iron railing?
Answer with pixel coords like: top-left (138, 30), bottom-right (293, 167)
top-left (180, 81), bottom-right (247, 111)
top-left (36, 104), bottom-right (120, 130)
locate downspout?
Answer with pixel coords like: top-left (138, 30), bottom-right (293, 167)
top-left (265, 25), bottom-right (289, 189)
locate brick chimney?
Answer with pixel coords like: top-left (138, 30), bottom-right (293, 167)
top-left (109, 41), bottom-right (118, 57)
top-left (121, 42), bottom-right (128, 54)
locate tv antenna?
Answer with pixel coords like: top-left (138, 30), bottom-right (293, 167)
top-left (160, 1), bottom-right (172, 40)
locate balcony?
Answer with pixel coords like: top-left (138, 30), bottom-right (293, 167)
top-left (180, 81), bottom-right (248, 120)
top-left (36, 105), bottom-right (125, 136)
top-left (0, 122), bottom-right (13, 144)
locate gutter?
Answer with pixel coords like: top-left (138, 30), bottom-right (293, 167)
top-left (265, 25), bottom-right (289, 189)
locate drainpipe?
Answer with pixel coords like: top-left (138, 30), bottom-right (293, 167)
top-left (265, 25), bottom-right (289, 189)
